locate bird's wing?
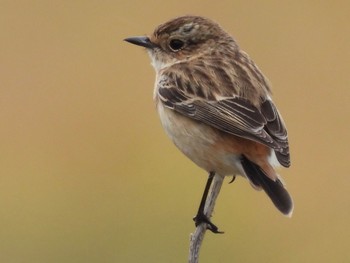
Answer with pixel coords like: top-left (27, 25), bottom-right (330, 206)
top-left (157, 74), bottom-right (290, 167)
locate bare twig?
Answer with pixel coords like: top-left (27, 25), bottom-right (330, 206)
top-left (188, 174), bottom-right (224, 263)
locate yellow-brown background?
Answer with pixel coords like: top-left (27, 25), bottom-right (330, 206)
top-left (1, 1), bottom-right (349, 262)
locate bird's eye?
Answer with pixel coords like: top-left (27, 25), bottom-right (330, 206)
top-left (169, 39), bottom-right (185, 51)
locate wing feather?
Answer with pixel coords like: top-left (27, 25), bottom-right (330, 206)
top-left (157, 72), bottom-right (290, 167)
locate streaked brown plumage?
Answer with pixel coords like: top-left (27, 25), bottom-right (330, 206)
top-left (125, 15), bottom-right (293, 219)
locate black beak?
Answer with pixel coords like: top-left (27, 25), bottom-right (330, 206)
top-left (124, 36), bottom-right (156, 49)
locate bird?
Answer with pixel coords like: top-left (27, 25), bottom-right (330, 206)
top-left (124, 15), bottom-right (293, 233)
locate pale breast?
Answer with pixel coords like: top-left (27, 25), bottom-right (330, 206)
top-left (156, 101), bottom-right (243, 176)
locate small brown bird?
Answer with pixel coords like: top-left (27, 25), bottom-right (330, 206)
top-left (125, 15), bottom-right (293, 233)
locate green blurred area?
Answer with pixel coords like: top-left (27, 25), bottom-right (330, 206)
top-left (0, 1), bottom-right (349, 262)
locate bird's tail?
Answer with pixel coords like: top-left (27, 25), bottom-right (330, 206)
top-left (240, 155), bottom-right (293, 216)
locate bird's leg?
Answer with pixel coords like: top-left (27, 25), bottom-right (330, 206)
top-left (193, 172), bottom-right (224, 234)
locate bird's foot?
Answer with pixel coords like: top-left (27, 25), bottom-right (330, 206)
top-left (193, 212), bottom-right (224, 234)
top-left (228, 175), bottom-right (236, 184)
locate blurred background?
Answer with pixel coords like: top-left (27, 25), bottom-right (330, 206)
top-left (1, 1), bottom-right (349, 262)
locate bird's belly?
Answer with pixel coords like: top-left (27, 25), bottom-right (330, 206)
top-left (157, 103), bottom-right (243, 176)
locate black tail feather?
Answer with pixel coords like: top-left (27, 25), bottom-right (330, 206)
top-left (240, 155), bottom-right (293, 216)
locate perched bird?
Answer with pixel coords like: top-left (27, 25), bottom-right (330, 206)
top-left (124, 15), bottom-right (293, 233)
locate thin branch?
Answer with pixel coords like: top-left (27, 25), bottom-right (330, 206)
top-left (188, 174), bottom-right (225, 263)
